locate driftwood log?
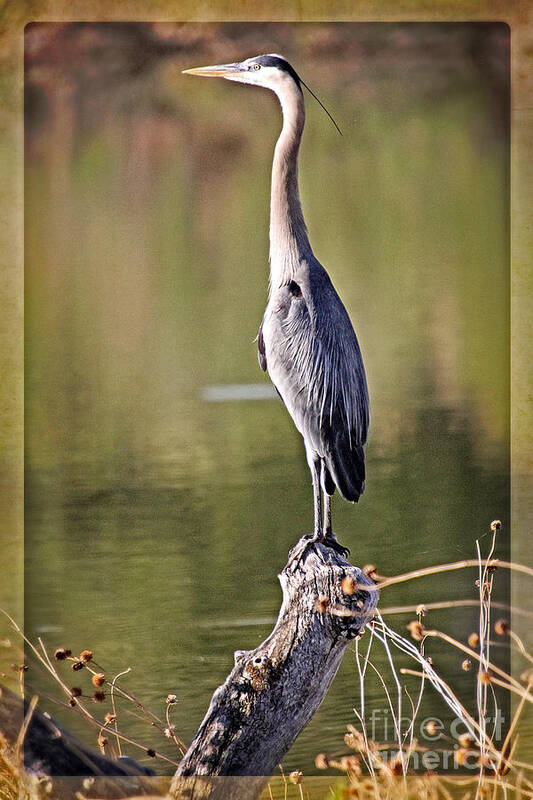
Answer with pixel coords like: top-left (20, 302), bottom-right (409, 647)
top-left (0, 685), bottom-right (161, 799)
top-left (171, 537), bottom-right (378, 800)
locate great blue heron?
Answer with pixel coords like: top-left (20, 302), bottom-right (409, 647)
top-left (184, 54), bottom-right (369, 556)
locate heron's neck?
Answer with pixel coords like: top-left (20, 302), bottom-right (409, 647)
top-left (269, 84), bottom-right (312, 292)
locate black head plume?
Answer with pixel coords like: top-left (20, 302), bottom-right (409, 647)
top-left (300, 77), bottom-right (342, 136)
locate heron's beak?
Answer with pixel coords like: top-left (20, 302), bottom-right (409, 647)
top-left (182, 63), bottom-right (243, 79)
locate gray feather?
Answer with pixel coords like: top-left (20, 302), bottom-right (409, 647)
top-left (261, 256), bottom-right (369, 501)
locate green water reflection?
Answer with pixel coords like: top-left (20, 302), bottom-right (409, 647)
top-left (24, 23), bottom-right (509, 775)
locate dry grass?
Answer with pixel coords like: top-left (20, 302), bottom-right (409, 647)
top-left (1, 521), bottom-right (531, 800)
top-left (0, 702), bottom-right (43, 800)
top-left (308, 520), bottom-right (533, 800)
top-left (0, 614), bottom-right (185, 773)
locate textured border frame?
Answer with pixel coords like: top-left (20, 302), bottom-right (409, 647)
top-left (1, 0), bottom-right (531, 791)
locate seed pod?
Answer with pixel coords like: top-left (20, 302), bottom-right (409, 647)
top-left (315, 753), bottom-right (329, 770)
top-left (494, 619), bottom-right (509, 635)
top-left (339, 755), bottom-right (361, 775)
top-left (406, 620), bottom-right (425, 641)
top-left (458, 733), bottom-right (472, 749)
top-left (479, 669), bottom-right (493, 685)
top-left (363, 564), bottom-right (378, 580)
top-left (79, 650), bottom-right (93, 663)
top-left (389, 759), bottom-right (404, 776)
top-left (341, 575), bottom-right (356, 595)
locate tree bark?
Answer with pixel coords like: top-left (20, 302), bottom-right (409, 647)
top-left (171, 538), bottom-right (378, 800)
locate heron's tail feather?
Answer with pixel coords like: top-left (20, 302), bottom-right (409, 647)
top-left (326, 439), bottom-right (365, 502)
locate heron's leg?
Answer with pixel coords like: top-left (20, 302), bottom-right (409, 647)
top-left (323, 491), bottom-right (333, 539)
top-left (320, 461), bottom-right (333, 538)
top-left (288, 458), bottom-right (324, 567)
top-left (321, 465), bottom-right (350, 557)
top-left (311, 458), bottom-right (323, 542)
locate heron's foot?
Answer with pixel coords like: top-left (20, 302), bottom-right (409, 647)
top-left (323, 534), bottom-right (350, 559)
top-left (288, 532), bottom-right (325, 569)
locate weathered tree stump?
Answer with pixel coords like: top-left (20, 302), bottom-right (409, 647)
top-left (0, 540), bottom-right (377, 800)
top-left (171, 537), bottom-right (378, 799)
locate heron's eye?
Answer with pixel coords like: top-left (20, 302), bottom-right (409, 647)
top-left (253, 63), bottom-right (261, 71)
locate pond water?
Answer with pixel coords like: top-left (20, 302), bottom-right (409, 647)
top-left (24, 23), bottom-right (509, 776)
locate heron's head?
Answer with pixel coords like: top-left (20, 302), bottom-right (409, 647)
top-left (183, 54), bottom-right (302, 95)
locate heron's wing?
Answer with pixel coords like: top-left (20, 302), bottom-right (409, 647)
top-left (272, 284), bottom-right (367, 441)
top-left (323, 421), bottom-right (366, 501)
top-left (308, 278), bottom-right (369, 446)
top-left (308, 298), bottom-right (369, 501)
top-left (275, 270), bottom-right (368, 500)
top-left (257, 320), bottom-right (267, 372)
top-left (262, 267), bottom-right (369, 500)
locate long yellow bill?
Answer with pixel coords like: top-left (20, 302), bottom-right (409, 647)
top-left (182, 63), bottom-right (241, 78)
